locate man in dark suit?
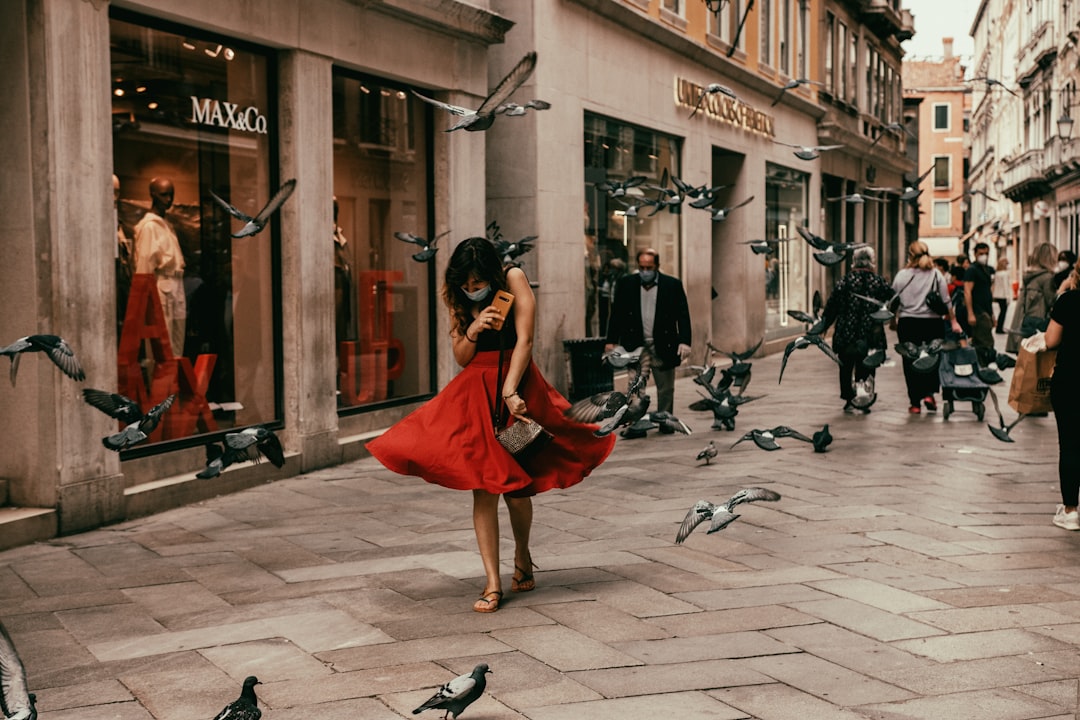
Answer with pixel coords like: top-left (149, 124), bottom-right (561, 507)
top-left (605, 248), bottom-right (691, 415)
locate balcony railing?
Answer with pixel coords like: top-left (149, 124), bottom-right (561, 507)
top-left (1044, 135), bottom-right (1080, 180)
top-left (1001, 148), bottom-right (1047, 199)
top-left (1017, 21), bottom-right (1056, 81)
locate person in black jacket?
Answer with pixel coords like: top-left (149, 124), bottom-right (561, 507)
top-left (605, 248), bottom-right (691, 414)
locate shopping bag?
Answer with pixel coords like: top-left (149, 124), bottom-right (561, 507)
top-left (1007, 346), bottom-right (1056, 415)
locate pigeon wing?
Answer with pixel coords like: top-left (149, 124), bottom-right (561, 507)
top-left (33, 335), bottom-right (85, 381)
top-left (810, 335), bottom-right (841, 364)
top-left (0, 621), bottom-right (34, 720)
top-left (256, 430), bottom-right (286, 468)
top-left (208, 189), bottom-right (253, 223)
top-left (82, 388), bottom-right (144, 423)
top-left (411, 89), bottom-right (472, 117)
top-left (251, 178), bottom-right (297, 226)
top-left (771, 425), bottom-right (814, 443)
top-left (414, 674), bottom-right (477, 713)
top-left (565, 391), bottom-right (625, 423)
top-left (139, 394), bottom-right (176, 436)
top-left (476, 51), bottom-right (537, 116)
top-left (675, 500), bottom-right (716, 544)
top-left (778, 340), bottom-right (797, 384)
top-left (786, 310), bottom-right (816, 324)
top-left (725, 487), bottom-right (782, 510)
top-left (706, 509), bottom-right (741, 533)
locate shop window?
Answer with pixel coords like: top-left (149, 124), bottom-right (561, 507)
top-left (584, 114), bottom-right (681, 338)
top-left (764, 163), bottom-right (810, 338)
top-left (111, 12), bottom-right (279, 454)
top-left (332, 70), bottom-right (435, 410)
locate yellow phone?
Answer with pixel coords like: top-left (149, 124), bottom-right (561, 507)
top-left (490, 290), bottom-right (515, 328)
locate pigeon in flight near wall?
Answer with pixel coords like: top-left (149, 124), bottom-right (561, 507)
top-left (0, 334), bottom-right (85, 386)
top-left (197, 427), bottom-right (286, 479)
top-left (209, 178), bottom-right (297, 238)
top-left (772, 140), bottom-right (844, 161)
top-left (413, 52), bottom-right (537, 132)
top-left (412, 663), bottom-right (491, 719)
top-left (688, 83), bottom-right (740, 118)
top-left (82, 389), bottom-right (176, 451)
top-left (395, 230), bottom-right (450, 263)
top-left (771, 77), bottom-right (824, 107)
top-left (212, 676), bottom-right (261, 720)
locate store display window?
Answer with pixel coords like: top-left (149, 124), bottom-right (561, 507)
top-left (584, 113), bottom-right (682, 338)
top-left (332, 69), bottom-right (436, 410)
top-left (764, 163), bottom-right (810, 337)
top-left (110, 11), bottom-right (280, 452)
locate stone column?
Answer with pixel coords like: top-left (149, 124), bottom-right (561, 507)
top-left (278, 50), bottom-right (341, 471)
top-left (0, 0), bottom-right (124, 529)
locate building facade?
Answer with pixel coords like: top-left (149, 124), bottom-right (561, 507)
top-left (1, 0), bottom-right (920, 545)
top-left (903, 39), bottom-right (974, 260)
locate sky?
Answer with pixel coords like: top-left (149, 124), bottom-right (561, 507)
top-left (899, 0), bottom-right (982, 62)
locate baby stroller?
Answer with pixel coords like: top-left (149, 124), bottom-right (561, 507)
top-left (938, 344), bottom-right (988, 421)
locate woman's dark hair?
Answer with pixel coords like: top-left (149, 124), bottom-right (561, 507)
top-left (443, 236), bottom-right (508, 336)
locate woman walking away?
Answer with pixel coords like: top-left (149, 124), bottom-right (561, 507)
top-left (818, 246), bottom-right (893, 414)
top-left (992, 256), bottom-right (1012, 334)
top-left (1006, 243), bottom-right (1058, 353)
top-left (367, 237), bottom-right (615, 612)
top-left (891, 241), bottom-right (962, 414)
top-left (1046, 264), bottom-right (1080, 530)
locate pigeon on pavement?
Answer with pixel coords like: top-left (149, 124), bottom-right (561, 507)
top-left (675, 487), bottom-right (782, 543)
top-left (412, 663), bottom-right (491, 719)
top-left (0, 334), bottom-right (85, 386)
top-left (0, 621), bottom-right (35, 720)
top-left (212, 676), bottom-right (261, 720)
top-left (731, 426), bottom-right (813, 451)
top-left (209, 179), bottom-right (297, 238)
top-left (413, 52), bottom-right (537, 131)
top-left (812, 424), bottom-right (833, 453)
top-left (82, 389), bottom-right (176, 451)
top-left (696, 440), bottom-right (718, 465)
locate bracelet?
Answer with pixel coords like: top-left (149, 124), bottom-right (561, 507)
top-left (503, 391), bottom-right (519, 399)
top-left (464, 331), bottom-right (477, 343)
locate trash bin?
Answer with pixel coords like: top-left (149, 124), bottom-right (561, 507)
top-left (563, 337), bottom-right (613, 401)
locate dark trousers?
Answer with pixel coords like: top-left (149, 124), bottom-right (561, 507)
top-left (1052, 379), bottom-right (1080, 506)
top-left (896, 317), bottom-right (943, 406)
top-left (970, 311), bottom-right (996, 366)
top-left (994, 299), bottom-right (1008, 332)
top-left (838, 352), bottom-right (874, 401)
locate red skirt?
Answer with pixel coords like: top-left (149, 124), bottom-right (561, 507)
top-left (366, 351), bottom-right (615, 496)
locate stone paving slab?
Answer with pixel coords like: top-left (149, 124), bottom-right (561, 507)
top-left (3, 332), bottom-right (1077, 718)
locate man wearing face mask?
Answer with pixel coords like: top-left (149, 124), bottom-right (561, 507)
top-left (963, 242), bottom-right (996, 366)
top-left (605, 248), bottom-right (692, 416)
top-left (1054, 251), bottom-right (1077, 293)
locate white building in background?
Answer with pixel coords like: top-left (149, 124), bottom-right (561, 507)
top-left (972, 0), bottom-right (1080, 271)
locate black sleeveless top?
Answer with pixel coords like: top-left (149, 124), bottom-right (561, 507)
top-left (474, 293), bottom-right (518, 352)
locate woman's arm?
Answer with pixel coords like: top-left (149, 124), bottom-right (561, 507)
top-left (501, 267), bottom-right (535, 420)
top-left (1045, 319), bottom-right (1064, 349)
top-left (451, 309), bottom-right (491, 368)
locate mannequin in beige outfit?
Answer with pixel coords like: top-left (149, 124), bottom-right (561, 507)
top-left (134, 177), bottom-right (186, 357)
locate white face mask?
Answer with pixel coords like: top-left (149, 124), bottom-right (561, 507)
top-left (462, 285), bottom-right (492, 302)
top-left (976, 254), bottom-right (989, 265)
top-left (1057, 261), bottom-right (1070, 273)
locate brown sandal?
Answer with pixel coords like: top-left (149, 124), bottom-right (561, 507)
top-left (473, 590), bottom-right (502, 613)
top-left (511, 562), bottom-right (538, 593)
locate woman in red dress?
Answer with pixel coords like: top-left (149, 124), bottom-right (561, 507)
top-left (367, 237), bottom-right (615, 612)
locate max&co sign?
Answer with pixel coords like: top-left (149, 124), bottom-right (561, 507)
top-left (674, 78), bottom-right (775, 137)
top-left (190, 96), bottom-right (268, 134)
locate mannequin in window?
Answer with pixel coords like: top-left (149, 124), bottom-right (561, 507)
top-left (114, 174), bottom-right (134, 331)
top-left (134, 177), bottom-right (186, 357)
top-left (333, 196), bottom-right (354, 345)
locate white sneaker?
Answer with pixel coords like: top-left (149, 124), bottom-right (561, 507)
top-left (1053, 505), bottom-right (1080, 531)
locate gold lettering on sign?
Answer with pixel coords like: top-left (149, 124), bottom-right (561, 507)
top-left (675, 78), bottom-right (775, 138)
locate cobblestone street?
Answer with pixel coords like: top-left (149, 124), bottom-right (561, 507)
top-left (2, 333), bottom-right (1075, 720)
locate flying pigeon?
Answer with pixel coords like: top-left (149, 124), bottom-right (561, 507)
top-left (851, 292), bottom-right (896, 322)
top-left (987, 388), bottom-right (1025, 443)
top-left (867, 122), bottom-right (914, 149)
top-left (826, 192), bottom-right (886, 205)
top-left (596, 392), bottom-right (650, 437)
top-left (492, 235), bottom-right (538, 265)
top-left (614, 197), bottom-right (651, 217)
top-left (772, 140), bottom-right (845, 161)
top-left (0, 621), bottom-right (35, 720)
top-left (196, 427), bottom-right (286, 479)
top-left (703, 196), bottom-right (755, 222)
top-left (597, 176), bottom-right (647, 197)
top-left (894, 339), bottom-right (953, 372)
top-left (0, 334), bottom-right (85, 386)
top-left (740, 238), bottom-right (787, 255)
top-left (564, 371), bottom-right (648, 425)
top-left (494, 99), bottom-right (551, 116)
top-left (412, 663), bottom-right (491, 719)
top-left (696, 440), bottom-right (718, 465)
top-left (731, 426), bottom-right (813, 451)
top-left (709, 338), bottom-right (762, 376)
top-left (796, 225), bottom-right (829, 251)
top-left (212, 676), bottom-right (261, 720)
top-left (621, 417), bottom-right (657, 439)
top-left (688, 83), bottom-right (740, 118)
top-left (648, 410), bottom-right (692, 435)
top-left (394, 230), bottom-right (450, 263)
top-left (209, 179), bottom-right (297, 238)
top-left (966, 76), bottom-right (1019, 98)
top-left (686, 183), bottom-right (733, 208)
top-left (602, 345), bottom-right (644, 369)
top-left (413, 52), bottom-right (537, 131)
top-left (812, 241), bottom-right (870, 267)
top-left (849, 376), bottom-right (877, 410)
top-left (82, 389), bottom-right (176, 451)
top-left (865, 184), bottom-right (922, 202)
top-left (812, 424), bottom-right (832, 453)
top-left (787, 290), bottom-right (824, 326)
top-left (771, 77), bottom-right (824, 106)
top-left (674, 486), bottom-right (781, 543)
top-left (862, 347), bottom-right (887, 368)
top-left (779, 333), bottom-right (840, 383)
